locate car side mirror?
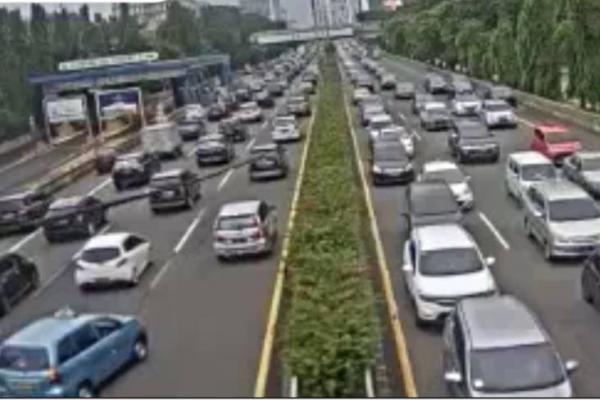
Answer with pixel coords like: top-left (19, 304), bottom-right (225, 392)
top-left (444, 370), bottom-right (463, 383)
top-left (485, 256), bottom-right (496, 267)
top-left (565, 359), bottom-right (579, 374)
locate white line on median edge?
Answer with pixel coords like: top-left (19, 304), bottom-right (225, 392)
top-left (173, 208), bottom-right (206, 254)
top-left (217, 169), bottom-right (234, 191)
top-left (245, 137), bottom-right (256, 152)
top-left (411, 129), bottom-right (422, 142)
top-left (516, 116), bottom-right (536, 128)
top-left (478, 212), bottom-right (510, 250)
top-left (150, 259), bottom-right (172, 291)
top-left (89, 177), bottom-right (112, 196)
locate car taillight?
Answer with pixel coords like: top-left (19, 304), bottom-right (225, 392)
top-left (46, 368), bottom-right (60, 384)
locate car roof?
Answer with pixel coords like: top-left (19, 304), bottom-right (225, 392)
top-left (381, 125), bottom-right (407, 134)
top-left (5, 314), bottom-right (97, 348)
top-left (83, 232), bottom-right (130, 249)
top-left (534, 124), bottom-right (568, 134)
top-left (532, 179), bottom-right (589, 201)
top-left (508, 151), bottom-right (552, 165)
top-left (424, 101), bottom-right (446, 110)
top-left (454, 119), bottom-right (486, 129)
top-left (370, 114), bottom-right (392, 122)
top-left (200, 133), bottom-right (225, 141)
top-left (151, 168), bottom-right (185, 180)
top-left (455, 93), bottom-right (479, 100)
top-left (218, 200), bottom-right (261, 217)
top-left (241, 101), bottom-right (258, 107)
top-left (251, 143), bottom-right (279, 152)
top-left (459, 295), bottom-right (548, 350)
top-left (116, 152), bottom-right (143, 160)
top-left (415, 224), bottom-right (474, 252)
top-left (0, 191), bottom-right (35, 201)
top-left (423, 160), bottom-right (459, 173)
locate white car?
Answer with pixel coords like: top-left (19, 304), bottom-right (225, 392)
top-left (505, 151), bottom-right (557, 203)
top-left (403, 224), bottom-right (497, 326)
top-left (420, 161), bottom-right (474, 209)
top-left (74, 233), bottom-right (151, 289)
top-left (353, 88), bottom-right (371, 105)
top-left (373, 126), bottom-right (415, 158)
top-left (481, 99), bottom-right (516, 128)
top-left (271, 115), bottom-right (301, 142)
top-left (452, 94), bottom-right (483, 116)
top-left (238, 101), bottom-right (263, 123)
top-left (367, 114), bottom-right (393, 142)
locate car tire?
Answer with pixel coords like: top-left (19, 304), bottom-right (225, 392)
top-left (114, 181), bottom-right (123, 191)
top-left (0, 296), bottom-right (9, 318)
top-left (132, 335), bottom-right (148, 362)
top-left (76, 382), bottom-right (96, 398)
top-left (582, 277), bottom-right (594, 303)
top-left (414, 311), bottom-right (426, 328)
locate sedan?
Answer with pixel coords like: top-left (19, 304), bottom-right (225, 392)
top-left (74, 233), bottom-right (151, 289)
top-left (238, 102), bottom-right (263, 123)
top-left (196, 134), bottom-right (235, 166)
top-left (395, 82), bottom-right (415, 100)
top-left (371, 143), bottom-right (414, 185)
top-left (420, 161), bottom-right (474, 210)
top-left (562, 151), bottom-right (600, 198)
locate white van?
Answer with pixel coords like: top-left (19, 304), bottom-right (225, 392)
top-left (141, 122), bottom-right (183, 159)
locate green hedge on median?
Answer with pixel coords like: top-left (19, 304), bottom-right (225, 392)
top-left (282, 50), bottom-right (379, 397)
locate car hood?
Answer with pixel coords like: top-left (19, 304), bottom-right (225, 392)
top-left (550, 219), bottom-right (600, 239)
top-left (449, 182), bottom-right (471, 197)
top-left (416, 269), bottom-right (494, 298)
top-left (582, 170), bottom-right (600, 184)
top-left (470, 379), bottom-right (571, 398)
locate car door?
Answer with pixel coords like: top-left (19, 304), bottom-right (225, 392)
top-left (506, 159), bottom-right (518, 196)
top-left (529, 191), bottom-right (547, 241)
top-left (90, 318), bottom-right (132, 375)
top-left (124, 235), bottom-right (150, 274)
top-left (56, 334), bottom-right (87, 393)
top-left (402, 239), bottom-right (417, 297)
top-left (70, 324), bottom-right (111, 385)
top-left (0, 257), bottom-right (27, 304)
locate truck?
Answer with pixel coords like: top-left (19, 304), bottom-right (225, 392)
top-left (141, 122), bottom-right (183, 159)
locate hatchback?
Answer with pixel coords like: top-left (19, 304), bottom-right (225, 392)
top-left (0, 252), bottom-right (39, 317)
top-left (530, 124), bottom-right (581, 165)
top-left (248, 144), bottom-right (289, 181)
top-left (43, 196), bottom-right (106, 243)
top-left (148, 169), bottom-right (201, 212)
top-left (0, 190), bottom-right (52, 234)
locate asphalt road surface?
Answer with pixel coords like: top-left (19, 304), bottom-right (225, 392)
top-left (0, 86), bottom-right (310, 396)
top-left (346, 53), bottom-right (600, 397)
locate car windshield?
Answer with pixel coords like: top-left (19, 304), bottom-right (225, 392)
top-left (486, 103), bottom-right (510, 111)
top-left (521, 164), bottom-right (556, 181)
top-left (548, 198), bottom-right (600, 221)
top-left (0, 199), bottom-right (24, 212)
top-left (374, 147), bottom-right (407, 162)
top-left (217, 215), bottom-right (257, 230)
top-left (411, 188), bottom-right (459, 216)
top-left (370, 119), bottom-right (392, 130)
top-left (545, 132), bottom-right (577, 144)
top-left (0, 346), bottom-right (50, 371)
top-left (424, 168), bottom-right (465, 184)
top-left (81, 247), bottom-right (121, 263)
top-left (470, 344), bottom-right (565, 393)
top-left (274, 118), bottom-right (294, 128)
top-left (419, 248), bottom-right (482, 276)
top-left (581, 157), bottom-right (600, 171)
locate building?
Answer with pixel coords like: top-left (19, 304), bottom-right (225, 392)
top-left (313, 0), bottom-right (357, 27)
top-left (112, 0), bottom-right (205, 35)
top-left (240, 0), bottom-right (283, 21)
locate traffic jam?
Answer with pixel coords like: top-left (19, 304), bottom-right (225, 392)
top-left (338, 39), bottom-right (600, 397)
top-left (0, 46), bottom-right (318, 397)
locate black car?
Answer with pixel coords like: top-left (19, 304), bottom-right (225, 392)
top-left (0, 252), bottom-right (39, 317)
top-left (484, 85), bottom-right (517, 107)
top-left (177, 119), bottom-right (206, 141)
top-left (405, 180), bottom-right (462, 228)
top-left (267, 81), bottom-right (286, 97)
top-left (248, 144), bottom-right (289, 181)
top-left (395, 82), bottom-right (416, 100)
top-left (94, 147), bottom-right (118, 175)
top-left (0, 190), bottom-right (52, 234)
top-left (562, 151), bottom-right (600, 198)
top-left (419, 103), bottom-right (452, 131)
top-left (255, 89), bottom-right (275, 108)
top-left (112, 152), bottom-right (161, 191)
top-left (582, 249), bottom-right (600, 308)
top-left (195, 134), bottom-right (235, 166)
top-left (449, 120), bottom-right (500, 163)
top-left (218, 116), bottom-right (248, 143)
top-left (424, 74), bottom-right (448, 94)
top-left (149, 169), bottom-right (201, 212)
top-left (207, 102), bottom-right (228, 121)
top-left (371, 143), bottom-right (414, 186)
top-left (43, 196), bottom-right (106, 242)
top-left (235, 88), bottom-right (252, 103)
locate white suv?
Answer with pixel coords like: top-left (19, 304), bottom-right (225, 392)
top-left (403, 224), bottom-right (497, 326)
top-left (505, 151), bottom-right (557, 203)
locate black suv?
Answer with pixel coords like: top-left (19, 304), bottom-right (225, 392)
top-left (424, 73), bottom-right (448, 94)
top-left (371, 143), bottom-right (414, 185)
top-left (94, 147), bottom-right (118, 175)
top-left (43, 196), bottom-right (106, 242)
top-left (449, 120), bottom-right (500, 163)
top-left (177, 119), bottom-right (207, 141)
top-left (255, 89), bottom-right (275, 108)
top-left (0, 190), bottom-right (52, 234)
top-left (196, 134), bottom-right (235, 166)
top-left (207, 102), bottom-right (228, 121)
top-left (405, 180), bottom-right (462, 228)
top-left (0, 252), bottom-right (39, 317)
top-left (248, 144), bottom-right (289, 181)
top-left (219, 117), bottom-right (248, 142)
top-left (112, 152), bottom-right (161, 191)
top-left (149, 169), bottom-right (201, 213)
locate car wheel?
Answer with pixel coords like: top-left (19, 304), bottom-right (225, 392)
top-left (582, 277), bottom-right (594, 303)
top-left (414, 311), bottom-right (426, 328)
top-left (0, 296), bottom-right (9, 317)
top-left (76, 382), bottom-right (96, 398)
top-left (132, 335), bottom-right (148, 362)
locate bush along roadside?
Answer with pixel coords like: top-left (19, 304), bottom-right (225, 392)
top-left (281, 49), bottom-right (379, 397)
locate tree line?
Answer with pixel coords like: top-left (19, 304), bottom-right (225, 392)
top-left (0, 3), bottom-right (284, 142)
top-left (382, 0), bottom-right (600, 110)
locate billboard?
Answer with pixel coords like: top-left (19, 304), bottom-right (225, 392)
top-left (45, 97), bottom-right (87, 124)
top-left (58, 52), bottom-right (159, 72)
top-left (95, 88), bottom-right (142, 121)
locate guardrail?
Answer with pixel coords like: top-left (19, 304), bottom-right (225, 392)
top-left (384, 52), bottom-right (600, 133)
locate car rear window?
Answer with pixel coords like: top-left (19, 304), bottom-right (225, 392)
top-left (411, 187), bottom-right (459, 216)
top-left (419, 248), bottom-right (483, 276)
top-left (545, 132), bottom-right (578, 144)
top-left (81, 247), bottom-right (121, 263)
top-left (0, 346), bottom-right (50, 371)
top-left (217, 215), bottom-right (257, 230)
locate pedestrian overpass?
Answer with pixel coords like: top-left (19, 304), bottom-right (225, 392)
top-left (250, 26), bottom-right (355, 45)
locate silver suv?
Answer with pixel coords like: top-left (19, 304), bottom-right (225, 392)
top-left (523, 180), bottom-right (600, 260)
top-left (213, 201), bottom-right (278, 261)
top-left (443, 295), bottom-right (578, 397)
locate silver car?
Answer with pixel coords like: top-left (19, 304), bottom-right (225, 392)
top-left (443, 295), bottom-right (578, 397)
top-left (213, 200), bottom-right (278, 261)
top-left (523, 180), bottom-right (600, 260)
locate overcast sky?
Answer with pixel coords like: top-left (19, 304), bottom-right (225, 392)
top-left (0, 0), bottom-right (314, 27)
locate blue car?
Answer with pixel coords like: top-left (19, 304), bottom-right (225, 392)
top-left (0, 308), bottom-right (148, 397)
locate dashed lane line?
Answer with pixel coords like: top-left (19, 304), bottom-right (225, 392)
top-left (217, 169), bottom-right (234, 191)
top-left (478, 212), bottom-right (511, 251)
top-left (173, 208), bottom-right (206, 254)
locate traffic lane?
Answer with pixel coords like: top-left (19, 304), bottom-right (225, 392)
top-left (382, 56), bottom-right (600, 395)
top-left (103, 114), bottom-right (308, 396)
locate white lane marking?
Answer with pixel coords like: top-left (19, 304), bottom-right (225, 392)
top-left (516, 116), bottom-right (535, 128)
top-left (217, 169), bottom-right (234, 191)
top-left (186, 145), bottom-right (199, 158)
top-left (89, 177), bottom-right (112, 196)
top-left (478, 212), bottom-right (510, 250)
top-left (173, 208), bottom-right (206, 254)
top-left (261, 120), bottom-right (268, 130)
top-left (33, 223), bottom-right (112, 298)
top-left (398, 112), bottom-right (406, 122)
top-left (150, 259), bottom-right (173, 291)
top-left (411, 129), bottom-right (422, 142)
top-left (245, 137), bottom-right (257, 152)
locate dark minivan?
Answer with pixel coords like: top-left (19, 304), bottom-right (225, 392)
top-left (149, 169), bottom-right (201, 212)
top-left (43, 196), bottom-right (107, 243)
top-left (0, 190), bottom-right (52, 234)
top-left (405, 180), bottom-right (462, 228)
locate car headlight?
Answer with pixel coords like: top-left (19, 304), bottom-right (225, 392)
top-left (372, 165), bottom-right (382, 174)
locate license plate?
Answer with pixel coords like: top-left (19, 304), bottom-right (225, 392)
top-left (2, 213), bottom-right (15, 220)
top-left (230, 238), bottom-right (246, 244)
top-left (56, 219), bottom-right (69, 225)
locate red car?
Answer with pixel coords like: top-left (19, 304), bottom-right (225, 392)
top-left (530, 124), bottom-right (581, 164)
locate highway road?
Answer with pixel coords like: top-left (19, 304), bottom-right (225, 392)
top-left (0, 85), bottom-right (310, 396)
top-left (346, 52), bottom-right (600, 396)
